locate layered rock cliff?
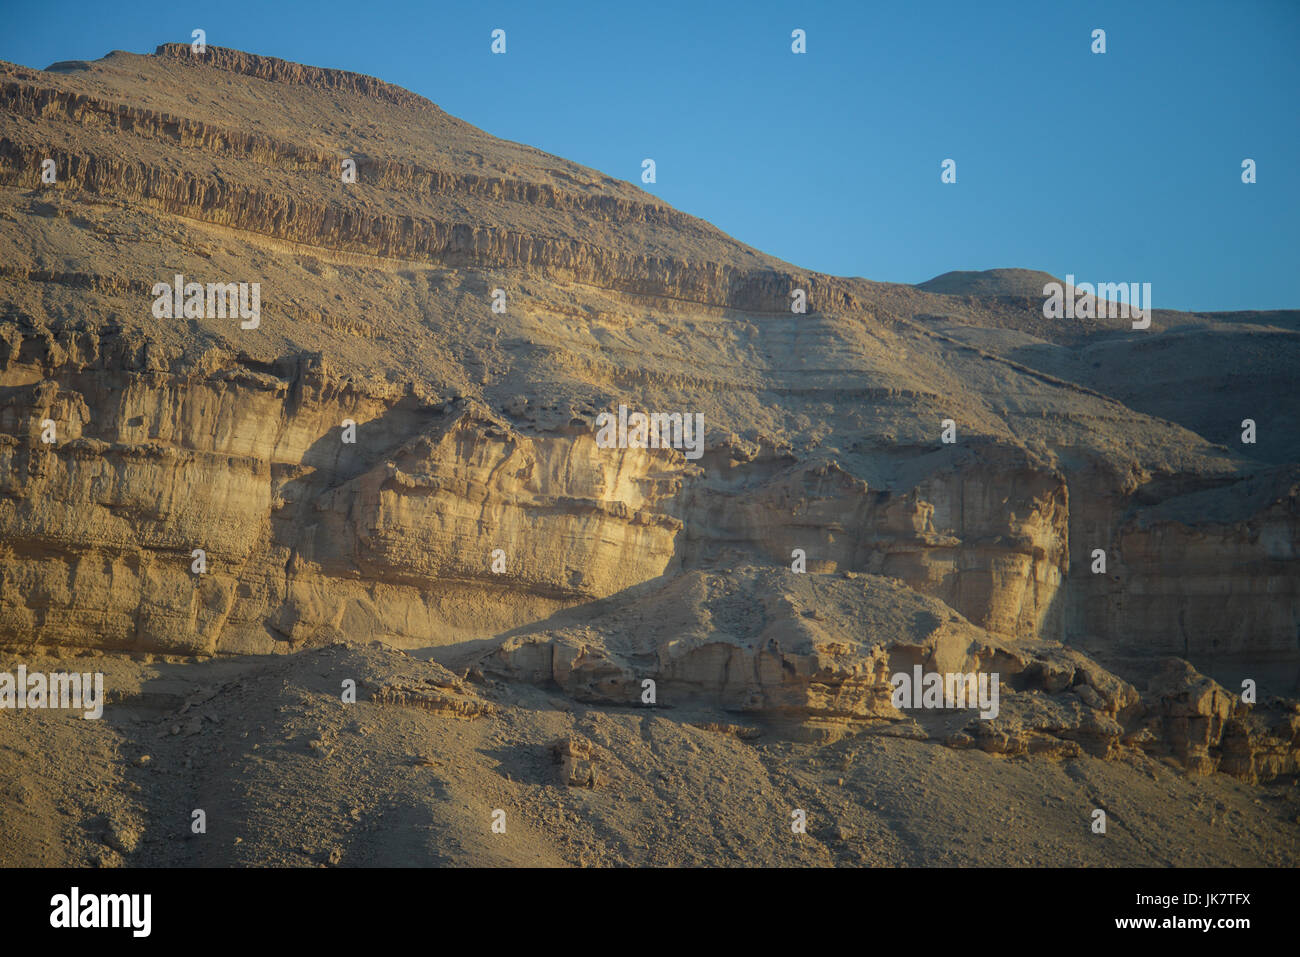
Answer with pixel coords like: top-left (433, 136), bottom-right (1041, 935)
top-left (1, 44), bottom-right (1297, 788)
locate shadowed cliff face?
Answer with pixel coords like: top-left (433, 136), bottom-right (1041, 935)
top-left (0, 44), bottom-right (1297, 792)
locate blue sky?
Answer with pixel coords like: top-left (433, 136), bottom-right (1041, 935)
top-left (3, 0), bottom-right (1297, 311)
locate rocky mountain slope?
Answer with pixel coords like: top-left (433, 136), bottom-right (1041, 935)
top-left (0, 44), bottom-right (1296, 865)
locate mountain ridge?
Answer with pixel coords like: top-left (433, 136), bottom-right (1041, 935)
top-left (0, 43), bottom-right (1296, 825)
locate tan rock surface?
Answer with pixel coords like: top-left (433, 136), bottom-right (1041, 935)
top-left (0, 44), bottom-right (1296, 866)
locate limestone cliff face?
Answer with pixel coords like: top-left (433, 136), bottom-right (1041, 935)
top-left (676, 446), bottom-right (1069, 640)
top-left (1064, 466), bottom-right (1300, 671)
top-left (0, 136), bottom-right (859, 317)
top-left (0, 340), bottom-right (686, 653)
top-left (0, 325), bottom-right (1078, 653)
top-left (0, 63), bottom-right (862, 316)
top-left (0, 44), bottom-right (1296, 782)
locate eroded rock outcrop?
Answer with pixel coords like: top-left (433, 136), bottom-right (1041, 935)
top-left (479, 567), bottom-right (1297, 779)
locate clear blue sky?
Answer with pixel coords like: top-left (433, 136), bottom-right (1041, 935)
top-left (3, 0), bottom-right (1297, 311)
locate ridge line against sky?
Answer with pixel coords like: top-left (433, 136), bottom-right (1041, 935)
top-left (2, 0), bottom-right (1298, 312)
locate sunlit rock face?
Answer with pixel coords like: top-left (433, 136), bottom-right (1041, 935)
top-left (0, 44), bottom-right (1296, 785)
